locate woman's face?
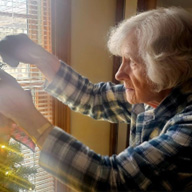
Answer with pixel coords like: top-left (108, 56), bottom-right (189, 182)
top-left (115, 34), bottom-right (171, 108)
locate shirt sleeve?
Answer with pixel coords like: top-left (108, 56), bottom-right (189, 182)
top-left (44, 61), bottom-right (131, 123)
top-left (39, 120), bottom-right (192, 192)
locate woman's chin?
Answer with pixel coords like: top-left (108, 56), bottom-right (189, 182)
top-left (126, 94), bottom-right (137, 104)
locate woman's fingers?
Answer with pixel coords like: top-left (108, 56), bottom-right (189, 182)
top-left (0, 34), bottom-right (47, 66)
top-left (0, 34), bottom-right (28, 67)
top-left (0, 69), bottom-right (34, 121)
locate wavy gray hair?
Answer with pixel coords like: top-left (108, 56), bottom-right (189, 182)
top-left (108, 7), bottom-right (192, 92)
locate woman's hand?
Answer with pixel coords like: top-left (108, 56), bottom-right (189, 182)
top-left (0, 69), bottom-right (35, 123)
top-left (0, 34), bottom-right (48, 67)
top-left (0, 69), bottom-right (53, 148)
top-left (0, 34), bottom-right (61, 82)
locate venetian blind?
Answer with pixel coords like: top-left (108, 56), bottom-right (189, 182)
top-left (0, 0), bottom-right (56, 191)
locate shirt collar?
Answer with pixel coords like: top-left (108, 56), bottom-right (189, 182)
top-left (154, 86), bottom-right (192, 119)
top-left (132, 86), bottom-right (192, 121)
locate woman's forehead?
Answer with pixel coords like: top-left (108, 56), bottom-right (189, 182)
top-left (121, 36), bottom-right (138, 57)
top-left (121, 35), bottom-right (145, 65)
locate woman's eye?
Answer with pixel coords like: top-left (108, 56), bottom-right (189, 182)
top-left (130, 60), bottom-right (137, 68)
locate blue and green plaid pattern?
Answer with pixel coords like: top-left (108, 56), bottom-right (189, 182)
top-left (40, 61), bottom-right (192, 191)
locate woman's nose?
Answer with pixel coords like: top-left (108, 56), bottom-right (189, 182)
top-left (115, 62), bottom-right (128, 82)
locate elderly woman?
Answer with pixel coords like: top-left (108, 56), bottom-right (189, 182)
top-left (0, 7), bottom-right (192, 191)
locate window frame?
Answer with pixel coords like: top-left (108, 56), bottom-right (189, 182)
top-left (51, 0), bottom-right (71, 134)
top-left (50, 0), bottom-right (71, 191)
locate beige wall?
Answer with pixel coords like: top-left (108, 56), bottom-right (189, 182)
top-left (125, 0), bottom-right (138, 19)
top-left (157, 0), bottom-right (192, 12)
top-left (70, 0), bottom-right (116, 155)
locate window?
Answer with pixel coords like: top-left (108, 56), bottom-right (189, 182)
top-left (0, 0), bottom-right (55, 191)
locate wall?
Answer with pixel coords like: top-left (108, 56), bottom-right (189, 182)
top-left (157, 0), bottom-right (192, 12)
top-left (70, 0), bottom-right (116, 155)
top-left (125, 0), bottom-right (138, 19)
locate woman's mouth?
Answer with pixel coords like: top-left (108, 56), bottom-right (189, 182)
top-left (125, 87), bottom-right (134, 91)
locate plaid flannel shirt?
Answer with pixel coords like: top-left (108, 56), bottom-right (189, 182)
top-left (39, 61), bottom-right (192, 191)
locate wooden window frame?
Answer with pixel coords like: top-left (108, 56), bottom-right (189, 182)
top-left (50, 0), bottom-right (71, 191)
top-left (51, 0), bottom-right (71, 134)
top-left (137, 0), bottom-right (157, 13)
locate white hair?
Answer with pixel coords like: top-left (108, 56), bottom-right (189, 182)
top-left (108, 7), bottom-right (192, 92)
